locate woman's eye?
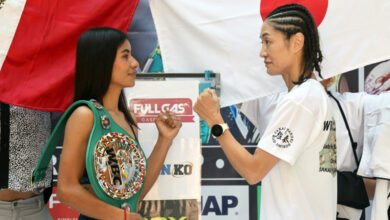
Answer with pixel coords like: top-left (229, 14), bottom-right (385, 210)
top-left (123, 55), bottom-right (129, 59)
top-left (261, 40), bottom-right (269, 45)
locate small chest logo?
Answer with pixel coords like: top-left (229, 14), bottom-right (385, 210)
top-left (272, 127), bottom-right (294, 148)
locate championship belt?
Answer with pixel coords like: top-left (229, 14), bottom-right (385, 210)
top-left (31, 100), bottom-right (147, 212)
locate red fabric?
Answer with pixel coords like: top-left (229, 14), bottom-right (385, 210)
top-left (260, 0), bottom-right (328, 26)
top-left (0, 0), bottom-right (139, 112)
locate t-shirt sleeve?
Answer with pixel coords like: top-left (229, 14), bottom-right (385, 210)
top-left (241, 93), bottom-right (283, 135)
top-left (257, 98), bottom-right (322, 165)
top-left (240, 99), bottom-right (260, 129)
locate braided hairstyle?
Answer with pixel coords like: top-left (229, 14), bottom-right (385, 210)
top-left (265, 4), bottom-right (323, 84)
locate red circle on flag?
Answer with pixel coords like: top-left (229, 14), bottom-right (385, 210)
top-left (260, 0), bottom-right (328, 27)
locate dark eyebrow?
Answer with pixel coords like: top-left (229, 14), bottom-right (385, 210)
top-left (121, 49), bottom-right (130, 54)
top-left (260, 33), bottom-right (270, 39)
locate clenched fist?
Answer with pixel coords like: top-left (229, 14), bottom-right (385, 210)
top-left (154, 110), bottom-right (182, 140)
top-left (193, 88), bottom-right (224, 128)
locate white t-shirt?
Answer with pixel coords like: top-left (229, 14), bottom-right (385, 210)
top-left (328, 92), bottom-right (367, 220)
top-left (242, 91), bottom-right (366, 171)
top-left (240, 91), bottom-right (287, 135)
top-left (257, 79), bottom-right (337, 220)
top-left (357, 92), bottom-right (390, 220)
top-left (241, 85), bottom-right (371, 220)
top-left (358, 91), bottom-right (390, 179)
top-left (328, 92), bottom-right (366, 172)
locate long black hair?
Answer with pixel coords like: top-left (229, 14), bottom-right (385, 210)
top-left (265, 4), bottom-right (323, 84)
top-left (74, 27), bottom-right (137, 128)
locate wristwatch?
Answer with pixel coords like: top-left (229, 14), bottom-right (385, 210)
top-left (211, 123), bottom-right (229, 138)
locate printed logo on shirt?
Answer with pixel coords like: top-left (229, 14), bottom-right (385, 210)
top-left (272, 127), bottom-right (294, 148)
top-left (319, 119), bottom-right (337, 177)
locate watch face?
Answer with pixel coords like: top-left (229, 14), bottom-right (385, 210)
top-left (211, 124), bottom-right (223, 137)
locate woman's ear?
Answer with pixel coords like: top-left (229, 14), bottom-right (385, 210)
top-left (291, 32), bottom-right (305, 53)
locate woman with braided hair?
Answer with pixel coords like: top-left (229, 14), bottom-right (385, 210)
top-left (194, 4), bottom-right (337, 220)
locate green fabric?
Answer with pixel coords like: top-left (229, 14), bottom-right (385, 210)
top-left (32, 100), bottom-right (147, 211)
top-left (148, 45), bottom-right (164, 73)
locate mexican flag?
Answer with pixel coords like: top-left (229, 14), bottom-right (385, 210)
top-left (0, 0), bottom-right (139, 112)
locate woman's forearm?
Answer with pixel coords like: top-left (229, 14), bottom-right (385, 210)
top-left (138, 136), bottom-right (172, 201)
top-left (57, 183), bottom-right (123, 220)
top-left (217, 130), bottom-right (279, 185)
top-left (216, 130), bottom-right (261, 183)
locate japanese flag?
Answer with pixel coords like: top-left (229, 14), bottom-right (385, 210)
top-left (150, 0), bottom-right (390, 106)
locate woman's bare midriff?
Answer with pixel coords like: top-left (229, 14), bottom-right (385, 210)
top-left (0, 189), bottom-right (38, 202)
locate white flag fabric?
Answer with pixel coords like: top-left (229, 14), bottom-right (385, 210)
top-left (150, 0), bottom-right (390, 106)
top-left (0, 0), bottom-right (26, 70)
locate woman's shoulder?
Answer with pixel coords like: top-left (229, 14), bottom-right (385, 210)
top-left (72, 105), bottom-right (93, 116)
top-left (276, 79), bottom-right (329, 120)
top-left (63, 105), bottom-right (94, 144)
top-left (67, 105), bottom-right (94, 127)
top-left (286, 79), bottom-right (327, 105)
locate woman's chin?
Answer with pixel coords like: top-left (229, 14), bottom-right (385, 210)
top-left (266, 69), bottom-right (280, 76)
top-left (121, 81), bottom-right (135, 88)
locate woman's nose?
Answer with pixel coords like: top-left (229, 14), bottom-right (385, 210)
top-left (130, 56), bottom-right (139, 69)
top-left (259, 46), bottom-right (267, 58)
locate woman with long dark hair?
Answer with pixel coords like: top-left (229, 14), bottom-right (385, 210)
top-left (194, 4), bottom-right (337, 219)
top-left (56, 27), bottom-right (182, 219)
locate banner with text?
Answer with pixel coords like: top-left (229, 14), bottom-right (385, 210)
top-left (124, 81), bottom-right (201, 219)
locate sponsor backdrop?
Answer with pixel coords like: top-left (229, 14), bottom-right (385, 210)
top-left (124, 81), bottom-right (201, 219)
top-left (202, 185), bottom-right (249, 219)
